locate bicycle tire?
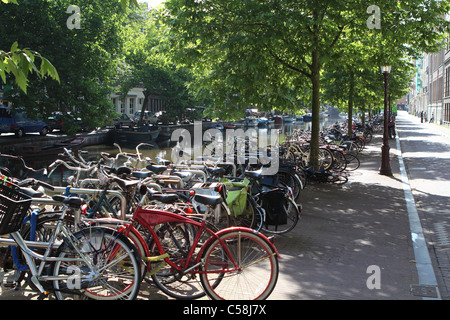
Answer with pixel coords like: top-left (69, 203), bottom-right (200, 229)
top-left (274, 169), bottom-right (302, 202)
top-left (200, 229), bottom-right (279, 300)
top-left (228, 195), bottom-right (260, 231)
top-left (318, 147), bottom-right (334, 171)
top-left (52, 227), bottom-right (141, 300)
top-left (327, 173), bottom-right (348, 185)
top-left (331, 149), bottom-right (347, 171)
top-left (344, 153), bottom-right (360, 171)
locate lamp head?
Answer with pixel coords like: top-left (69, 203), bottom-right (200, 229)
top-left (381, 65), bottom-right (391, 74)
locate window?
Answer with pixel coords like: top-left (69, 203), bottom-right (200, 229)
top-left (444, 103), bottom-right (450, 123)
top-left (120, 99), bottom-right (125, 114)
top-left (129, 98), bottom-right (135, 115)
top-left (445, 67), bottom-right (450, 98)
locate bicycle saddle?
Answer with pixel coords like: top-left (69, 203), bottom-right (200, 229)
top-left (172, 171), bottom-right (191, 180)
top-left (147, 192), bottom-right (179, 204)
top-left (52, 195), bottom-right (83, 207)
top-left (245, 169), bottom-right (262, 180)
top-left (146, 164), bottom-right (167, 174)
top-left (115, 166), bottom-right (132, 175)
top-left (205, 167), bottom-right (225, 177)
top-left (132, 171), bottom-right (153, 179)
top-left (112, 177), bottom-right (140, 190)
top-left (20, 187), bottom-right (43, 198)
top-left (193, 194), bottom-right (223, 206)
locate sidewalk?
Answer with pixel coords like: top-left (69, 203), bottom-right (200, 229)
top-left (269, 131), bottom-right (422, 299)
top-left (395, 111), bottom-right (450, 300)
top-left (403, 111), bottom-right (450, 142)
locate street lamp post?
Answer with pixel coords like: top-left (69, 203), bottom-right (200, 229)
top-left (380, 65), bottom-right (392, 176)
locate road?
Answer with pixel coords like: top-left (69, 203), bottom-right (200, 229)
top-left (395, 110), bottom-right (450, 299)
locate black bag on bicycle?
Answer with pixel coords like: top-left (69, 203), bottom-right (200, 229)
top-left (260, 189), bottom-right (287, 226)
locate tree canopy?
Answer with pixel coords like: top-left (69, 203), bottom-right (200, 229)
top-left (161, 0), bottom-right (450, 168)
top-left (1, 0), bottom-right (449, 153)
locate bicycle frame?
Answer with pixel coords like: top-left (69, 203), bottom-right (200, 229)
top-left (130, 206), bottom-right (221, 275)
top-left (125, 203), bottom-right (278, 277)
top-left (0, 209), bottom-right (99, 296)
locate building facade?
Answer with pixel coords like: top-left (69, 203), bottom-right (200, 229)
top-left (409, 14), bottom-right (450, 127)
top-left (444, 37), bottom-right (450, 126)
top-left (110, 84), bottom-right (166, 118)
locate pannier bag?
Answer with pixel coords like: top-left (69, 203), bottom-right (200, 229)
top-left (260, 189), bottom-right (288, 226)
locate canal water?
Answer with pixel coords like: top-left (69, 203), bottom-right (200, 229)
top-left (22, 116), bottom-right (344, 185)
top-left (75, 117), bottom-right (341, 165)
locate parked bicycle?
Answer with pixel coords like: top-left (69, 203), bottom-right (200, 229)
top-left (0, 178), bottom-right (142, 300)
top-left (112, 185), bottom-right (280, 300)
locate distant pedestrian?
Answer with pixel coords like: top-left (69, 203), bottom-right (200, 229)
top-left (420, 111), bottom-right (423, 123)
top-left (430, 112), bottom-right (434, 123)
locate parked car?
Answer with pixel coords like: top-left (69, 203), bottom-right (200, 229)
top-left (112, 113), bottom-right (134, 128)
top-left (47, 115), bottom-right (64, 132)
top-left (133, 111), bottom-right (157, 125)
top-left (0, 107), bottom-right (49, 137)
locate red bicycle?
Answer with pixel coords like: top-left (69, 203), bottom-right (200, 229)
top-left (104, 187), bottom-right (280, 300)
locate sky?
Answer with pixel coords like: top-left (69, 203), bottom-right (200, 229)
top-left (140, 0), bottom-right (165, 8)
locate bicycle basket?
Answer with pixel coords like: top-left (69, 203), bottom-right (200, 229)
top-left (0, 184), bottom-right (31, 235)
top-left (260, 189), bottom-right (288, 226)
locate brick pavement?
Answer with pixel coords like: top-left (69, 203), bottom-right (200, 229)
top-left (268, 132), bottom-right (421, 300)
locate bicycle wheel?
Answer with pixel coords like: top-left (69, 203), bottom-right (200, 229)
top-left (331, 149), bottom-right (347, 171)
top-left (12, 212), bottom-right (68, 290)
top-left (52, 227), bottom-right (141, 300)
top-left (229, 196), bottom-right (260, 230)
top-left (318, 147), bottom-right (334, 171)
top-left (344, 153), bottom-right (360, 171)
top-left (274, 169), bottom-right (302, 202)
top-left (200, 229), bottom-right (279, 300)
top-left (327, 172), bottom-right (348, 185)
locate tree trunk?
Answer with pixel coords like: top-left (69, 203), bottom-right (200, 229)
top-left (310, 47), bottom-right (321, 170)
top-left (361, 104), bottom-right (366, 127)
top-left (347, 72), bottom-right (354, 137)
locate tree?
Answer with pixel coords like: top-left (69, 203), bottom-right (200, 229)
top-left (0, 0), bottom-right (128, 132)
top-left (0, 0), bottom-right (139, 93)
top-left (162, 0), bottom-right (450, 169)
top-left (322, 36), bottom-right (415, 134)
top-left (0, 0), bottom-right (59, 92)
top-left (0, 0), bottom-right (140, 133)
top-left (120, 7), bottom-right (198, 125)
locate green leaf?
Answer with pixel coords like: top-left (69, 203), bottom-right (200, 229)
top-left (10, 41), bottom-right (19, 52)
top-left (1, 0), bottom-right (19, 4)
